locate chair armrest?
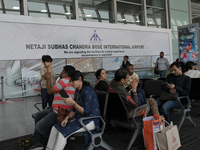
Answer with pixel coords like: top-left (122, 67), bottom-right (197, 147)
top-left (150, 95), bottom-right (159, 98)
top-left (177, 96), bottom-right (190, 110)
top-left (79, 116), bottom-right (104, 136)
top-left (34, 103), bottom-right (42, 111)
top-left (131, 104), bottom-right (150, 124)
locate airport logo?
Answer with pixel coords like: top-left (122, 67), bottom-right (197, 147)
top-left (90, 30), bottom-right (102, 44)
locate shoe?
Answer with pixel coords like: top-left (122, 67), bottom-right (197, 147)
top-left (28, 144), bottom-right (43, 150)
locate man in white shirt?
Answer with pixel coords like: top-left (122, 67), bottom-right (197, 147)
top-left (155, 52), bottom-right (170, 78)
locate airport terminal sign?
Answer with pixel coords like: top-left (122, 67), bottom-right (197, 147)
top-left (0, 15), bottom-right (172, 60)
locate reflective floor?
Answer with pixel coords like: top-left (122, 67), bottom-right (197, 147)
top-left (1, 96), bottom-right (200, 150)
top-left (0, 96), bottom-right (42, 141)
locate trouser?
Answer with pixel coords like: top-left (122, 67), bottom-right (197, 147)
top-left (34, 109), bottom-right (57, 145)
top-left (41, 88), bottom-right (54, 109)
top-left (128, 98), bottom-right (160, 118)
top-left (46, 121), bottom-right (95, 150)
top-left (159, 70), bottom-right (166, 78)
top-left (156, 97), bottom-right (180, 123)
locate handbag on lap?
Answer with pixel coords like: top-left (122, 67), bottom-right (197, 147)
top-left (160, 75), bottom-right (185, 102)
top-left (57, 106), bottom-right (69, 123)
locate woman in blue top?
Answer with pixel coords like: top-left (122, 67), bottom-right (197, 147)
top-left (46, 71), bottom-right (100, 150)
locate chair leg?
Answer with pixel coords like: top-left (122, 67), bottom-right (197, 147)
top-left (126, 128), bottom-right (140, 150)
top-left (188, 115), bottom-right (196, 127)
top-left (178, 115), bottom-right (185, 130)
top-left (86, 142), bottom-right (94, 150)
top-left (100, 140), bottom-right (114, 150)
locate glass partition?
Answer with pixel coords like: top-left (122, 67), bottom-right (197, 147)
top-left (20, 59), bottom-right (66, 97)
top-left (0, 60), bottom-right (22, 99)
top-left (28, 1), bottom-right (48, 17)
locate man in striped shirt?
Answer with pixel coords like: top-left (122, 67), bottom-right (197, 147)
top-left (29, 65), bottom-right (75, 150)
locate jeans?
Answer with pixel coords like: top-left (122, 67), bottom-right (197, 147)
top-left (159, 70), bottom-right (166, 78)
top-left (41, 88), bottom-right (54, 109)
top-left (156, 98), bottom-right (180, 123)
top-left (34, 109), bottom-right (57, 145)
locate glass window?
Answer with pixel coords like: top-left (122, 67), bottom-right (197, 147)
top-left (191, 2), bottom-right (200, 15)
top-left (192, 15), bottom-right (200, 25)
top-left (170, 10), bottom-right (189, 31)
top-left (4, 0), bottom-right (20, 15)
top-left (50, 14), bottom-right (66, 19)
top-left (4, 0), bottom-right (20, 9)
top-left (48, 3), bottom-right (74, 20)
top-left (117, 0), bottom-right (141, 4)
top-left (172, 32), bottom-right (179, 54)
top-left (147, 7), bottom-right (166, 28)
top-left (170, 0), bottom-right (188, 11)
top-left (146, 0), bottom-right (165, 8)
top-left (29, 12), bottom-right (48, 18)
top-left (78, 0), bottom-right (112, 23)
top-left (117, 2), bottom-right (144, 25)
top-left (27, 1), bottom-right (48, 17)
top-left (49, 4), bottom-right (64, 14)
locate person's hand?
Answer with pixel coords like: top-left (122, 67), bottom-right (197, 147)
top-left (62, 95), bottom-right (74, 105)
top-left (169, 88), bottom-right (176, 93)
top-left (130, 78), bottom-right (139, 92)
top-left (47, 66), bottom-right (52, 73)
top-left (61, 118), bottom-right (68, 127)
top-left (166, 83), bottom-right (175, 89)
top-left (42, 72), bottom-right (51, 80)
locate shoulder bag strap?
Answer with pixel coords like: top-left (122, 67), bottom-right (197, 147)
top-left (180, 74), bottom-right (186, 88)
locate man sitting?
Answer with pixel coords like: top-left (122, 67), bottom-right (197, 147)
top-left (29, 65), bottom-right (75, 150)
top-left (109, 68), bottom-right (144, 118)
top-left (156, 62), bottom-right (191, 123)
top-left (125, 64), bottom-right (160, 115)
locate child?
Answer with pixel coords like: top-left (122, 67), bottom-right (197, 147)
top-left (40, 55), bottom-right (55, 110)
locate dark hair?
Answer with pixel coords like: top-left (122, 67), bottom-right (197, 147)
top-left (185, 61), bottom-right (197, 71)
top-left (114, 68), bottom-right (129, 82)
top-left (63, 65), bottom-right (75, 77)
top-left (171, 62), bottom-right (185, 73)
top-left (160, 51), bottom-right (164, 55)
top-left (124, 55), bottom-right (129, 59)
top-left (42, 55), bottom-right (53, 63)
top-left (95, 69), bottom-right (104, 79)
top-left (126, 63), bottom-right (133, 68)
top-left (70, 70), bottom-right (91, 87)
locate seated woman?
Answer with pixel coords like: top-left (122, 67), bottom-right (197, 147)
top-left (46, 71), bottom-right (100, 150)
top-left (94, 68), bottom-right (109, 92)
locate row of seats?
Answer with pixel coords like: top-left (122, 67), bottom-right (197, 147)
top-left (140, 78), bottom-right (196, 130)
top-left (96, 91), bottom-right (150, 150)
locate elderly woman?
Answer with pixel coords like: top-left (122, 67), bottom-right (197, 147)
top-left (94, 68), bottom-right (109, 92)
top-left (46, 71), bottom-right (100, 150)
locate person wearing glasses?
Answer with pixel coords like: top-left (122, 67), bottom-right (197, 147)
top-left (46, 71), bottom-right (100, 150)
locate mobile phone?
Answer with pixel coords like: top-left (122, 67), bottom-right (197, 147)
top-left (163, 82), bottom-right (170, 85)
top-left (69, 117), bottom-right (75, 122)
top-left (59, 89), bottom-right (69, 98)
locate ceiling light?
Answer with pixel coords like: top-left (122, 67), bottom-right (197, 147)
top-left (41, 10), bottom-right (47, 12)
top-left (13, 6), bottom-right (19, 10)
top-left (122, 18), bottom-right (126, 21)
top-left (65, 12), bottom-right (71, 15)
top-left (136, 20), bottom-right (140, 22)
top-left (86, 15), bottom-right (92, 17)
